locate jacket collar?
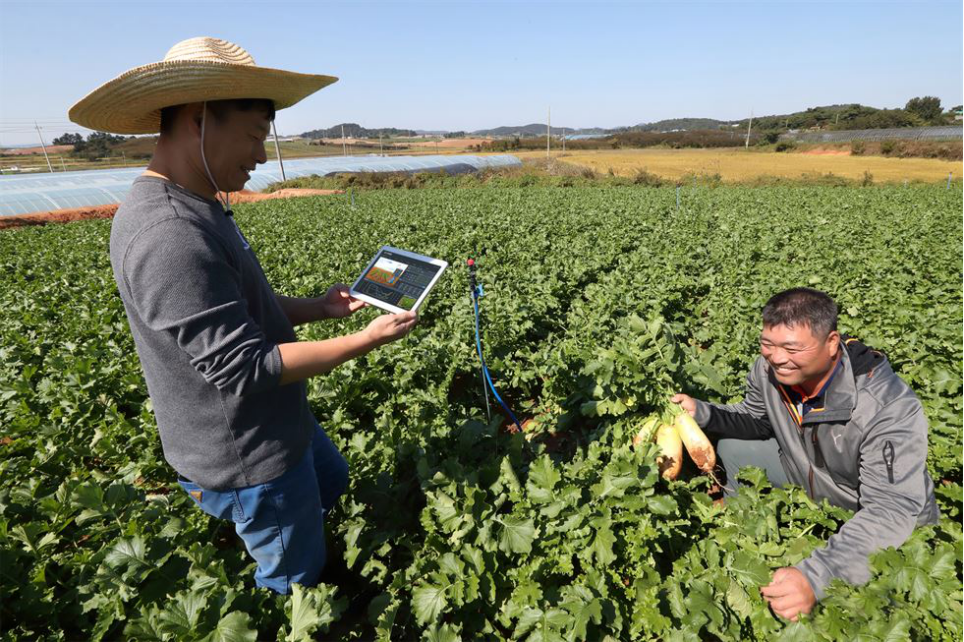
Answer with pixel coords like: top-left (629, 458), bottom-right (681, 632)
top-left (767, 348), bottom-right (858, 424)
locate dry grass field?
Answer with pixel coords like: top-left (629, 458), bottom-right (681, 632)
top-left (511, 148), bottom-right (959, 183)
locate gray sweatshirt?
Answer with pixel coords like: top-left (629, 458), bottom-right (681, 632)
top-left (109, 176), bottom-right (312, 490)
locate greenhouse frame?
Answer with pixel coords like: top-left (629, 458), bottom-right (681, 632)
top-left (0, 154), bottom-right (522, 216)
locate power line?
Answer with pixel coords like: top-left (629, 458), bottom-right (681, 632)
top-left (34, 122), bottom-right (54, 172)
top-left (0, 128), bottom-right (88, 133)
top-left (0, 122), bottom-right (84, 125)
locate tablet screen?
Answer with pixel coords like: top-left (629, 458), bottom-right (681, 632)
top-left (353, 248), bottom-right (444, 311)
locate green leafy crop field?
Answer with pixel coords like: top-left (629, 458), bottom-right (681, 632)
top-left (1, 185), bottom-right (961, 641)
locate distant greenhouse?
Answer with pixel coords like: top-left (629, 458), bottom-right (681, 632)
top-left (780, 125), bottom-right (962, 144)
top-left (0, 154), bottom-right (522, 217)
top-left (563, 133), bottom-right (611, 140)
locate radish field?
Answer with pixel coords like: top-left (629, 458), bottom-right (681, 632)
top-left (1, 185), bottom-right (961, 641)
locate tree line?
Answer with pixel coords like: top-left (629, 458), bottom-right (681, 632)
top-left (51, 132), bottom-right (134, 161)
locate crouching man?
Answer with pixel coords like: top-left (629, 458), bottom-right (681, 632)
top-left (673, 287), bottom-right (939, 621)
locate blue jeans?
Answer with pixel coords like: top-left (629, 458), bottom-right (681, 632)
top-left (178, 422), bottom-right (349, 594)
top-left (717, 437), bottom-right (789, 496)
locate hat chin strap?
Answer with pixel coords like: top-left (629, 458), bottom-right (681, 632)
top-left (200, 101), bottom-right (231, 214)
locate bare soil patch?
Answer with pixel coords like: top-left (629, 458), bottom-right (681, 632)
top-left (0, 145), bottom-right (74, 156)
top-left (0, 205), bottom-right (118, 229)
top-left (230, 188), bottom-right (342, 202)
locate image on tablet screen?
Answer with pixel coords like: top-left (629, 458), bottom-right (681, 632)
top-left (365, 257), bottom-right (408, 286)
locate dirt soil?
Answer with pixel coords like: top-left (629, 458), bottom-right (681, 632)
top-left (0, 145), bottom-right (74, 156)
top-left (0, 188), bottom-right (342, 230)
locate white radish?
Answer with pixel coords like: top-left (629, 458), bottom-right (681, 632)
top-left (655, 423), bottom-right (683, 480)
top-left (675, 411), bottom-right (716, 475)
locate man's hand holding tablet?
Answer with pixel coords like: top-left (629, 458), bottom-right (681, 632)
top-left (321, 284), bottom-right (417, 346)
top-left (276, 247), bottom-right (443, 385)
top-left (277, 304), bottom-right (417, 385)
top-left (318, 283), bottom-right (369, 319)
top-left (363, 310), bottom-right (419, 347)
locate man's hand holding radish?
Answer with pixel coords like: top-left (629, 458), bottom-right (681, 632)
top-left (760, 567), bottom-right (817, 621)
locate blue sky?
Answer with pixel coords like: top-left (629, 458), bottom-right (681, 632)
top-left (0, 0), bottom-right (961, 145)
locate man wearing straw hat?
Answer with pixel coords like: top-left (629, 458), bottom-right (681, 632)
top-left (69, 37), bottom-right (417, 594)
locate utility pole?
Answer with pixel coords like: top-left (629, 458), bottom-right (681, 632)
top-left (546, 106), bottom-right (551, 160)
top-left (60, 157), bottom-right (67, 172)
top-left (745, 110), bottom-right (753, 149)
top-left (121, 151), bottom-right (127, 167)
top-left (562, 128), bottom-right (566, 153)
top-left (34, 122), bottom-right (53, 172)
top-left (379, 133), bottom-right (383, 155)
top-left (272, 120), bottom-right (287, 182)
top-left (341, 124), bottom-right (347, 156)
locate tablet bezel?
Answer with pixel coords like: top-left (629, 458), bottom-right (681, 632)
top-left (349, 245), bottom-right (449, 314)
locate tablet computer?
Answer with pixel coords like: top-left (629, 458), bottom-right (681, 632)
top-left (350, 246), bottom-right (449, 314)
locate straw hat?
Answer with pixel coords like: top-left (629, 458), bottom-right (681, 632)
top-left (68, 37), bottom-right (337, 134)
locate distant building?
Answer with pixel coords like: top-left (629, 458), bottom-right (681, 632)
top-left (563, 133), bottom-right (610, 140)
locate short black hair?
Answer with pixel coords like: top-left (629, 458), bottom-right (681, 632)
top-left (159, 98), bottom-right (276, 136)
top-left (761, 288), bottom-right (838, 338)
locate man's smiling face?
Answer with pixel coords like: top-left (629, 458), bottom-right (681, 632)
top-left (759, 323), bottom-right (840, 387)
top-left (204, 106), bottom-right (270, 193)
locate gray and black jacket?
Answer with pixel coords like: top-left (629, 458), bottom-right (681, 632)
top-left (693, 337), bottom-right (940, 599)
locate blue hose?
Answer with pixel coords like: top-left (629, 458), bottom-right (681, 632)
top-left (473, 295), bottom-right (522, 432)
